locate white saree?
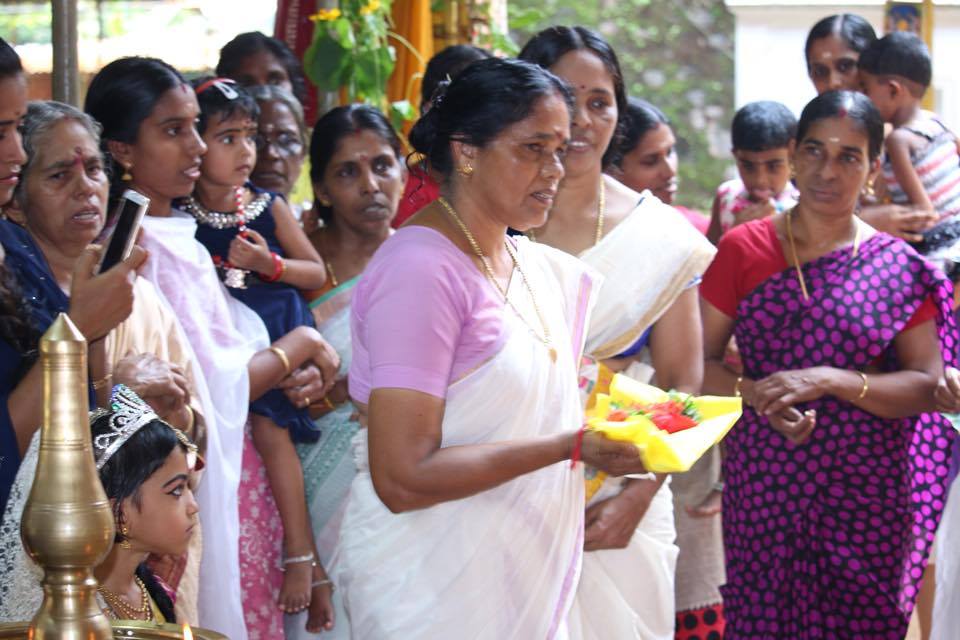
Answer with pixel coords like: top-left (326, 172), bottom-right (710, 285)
top-left (570, 192), bottom-right (717, 640)
top-left (932, 473), bottom-right (960, 640)
top-left (335, 239), bottom-right (599, 639)
top-left (137, 213), bottom-right (269, 640)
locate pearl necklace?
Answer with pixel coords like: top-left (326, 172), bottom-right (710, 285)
top-left (185, 186), bottom-right (271, 289)
top-left (183, 186), bottom-right (271, 229)
top-left (438, 197), bottom-right (557, 363)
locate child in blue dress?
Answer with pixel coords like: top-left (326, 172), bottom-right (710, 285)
top-left (184, 77), bottom-right (332, 622)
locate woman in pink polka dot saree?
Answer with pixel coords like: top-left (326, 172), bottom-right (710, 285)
top-left (700, 90), bottom-right (958, 639)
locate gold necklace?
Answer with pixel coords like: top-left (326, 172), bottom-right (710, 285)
top-left (325, 260), bottom-right (339, 288)
top-left (98, 576), bottom-right (153, 621)
top-left (528, 179), bottom-right (605, 246)
top-left (437, 197), bottom-right (557, 363)
top-left (785, 207), bottom-right (861, 302)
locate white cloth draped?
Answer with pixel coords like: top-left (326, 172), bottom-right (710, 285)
top-left (567, 478), bottom-right (678, 640)
top-left (932, 473), bottom-right (960, 640)
top-left (334, 239), bottom-right (599, 639)
top-left (0, 431), bottom-right (41, 622)
top-left (569, 192), bottom-right (716, 640)
top-left (138, 212), bottom-right (269, 640)
top-left (581, 191), bottom-right (715, 360)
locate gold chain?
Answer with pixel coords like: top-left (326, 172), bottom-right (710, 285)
top-left (437, 197), bottom-right (557, 363)
top-left (528, 179), bottom-right (605, 247)
top-left (98, 576), bottom-right (153, 621)
top-left (325, 260), bottom-right (339, 288)
top-left (785, 207), bottom-right (861, 302)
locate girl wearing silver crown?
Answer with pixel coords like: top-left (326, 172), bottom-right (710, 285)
top-left (0, 385), bottom-right (201, 624)
top-left (92, 385), bottom-right (201, 623)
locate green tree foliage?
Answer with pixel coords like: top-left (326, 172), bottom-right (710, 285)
top-left (509, 0), bottom-right (735, 211)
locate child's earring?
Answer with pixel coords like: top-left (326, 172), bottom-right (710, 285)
top-left (862, 177), bottom-right (876, 199)
top-left (457, 164), bottom-right (474, 178)
top-left (121, 164), bottom-right (133, 182)
top-left (789, 163), bottom-right (796, 180)
top-left (116, 512), bottom-right (132, 550)
top-left (120, 523), bottom-right (132, 550)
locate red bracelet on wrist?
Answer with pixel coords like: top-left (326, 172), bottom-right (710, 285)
top-left (262, 252), bottom-right (286, 282)
top-left (570, 425), bottom-right (587, 469)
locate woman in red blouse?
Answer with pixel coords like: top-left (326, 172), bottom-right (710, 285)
top-left (700, 90), bottom-right (956, 638)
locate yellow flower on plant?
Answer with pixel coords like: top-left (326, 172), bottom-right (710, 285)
top-left (359, 0), bottom-right (381, 16)
top-left (309, 8), bottom-right (342, 22)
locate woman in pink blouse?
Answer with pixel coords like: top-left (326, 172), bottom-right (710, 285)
top-left (335, 58), bottom-right (647, 639)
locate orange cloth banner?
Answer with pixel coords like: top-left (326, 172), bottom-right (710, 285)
top-left (388, 0), bottom-right (434, 109)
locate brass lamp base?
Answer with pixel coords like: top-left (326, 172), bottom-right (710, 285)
top-left (0, 621), bottom-right (227, 639)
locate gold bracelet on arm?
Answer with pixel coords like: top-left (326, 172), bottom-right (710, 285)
top-left (92, 374), bottom-right (113, 391)
top-left (268, 346), bottom-right (291, 375)
top-left (855, 371), bottom-right (868, 400)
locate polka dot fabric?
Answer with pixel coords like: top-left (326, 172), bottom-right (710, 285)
top-left (676, 603), bottom-right (725, 640)
top-left (720, 233), bottom-right (958, 639)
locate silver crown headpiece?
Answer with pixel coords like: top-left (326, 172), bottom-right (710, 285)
top-left (92, 385), bottom-right (162, 469)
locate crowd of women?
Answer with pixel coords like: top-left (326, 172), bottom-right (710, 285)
top-left (0, 12), bottom-right (958, 640)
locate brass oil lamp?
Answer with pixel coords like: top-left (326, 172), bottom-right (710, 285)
top-left (0, 314), bottom-right (225, 639)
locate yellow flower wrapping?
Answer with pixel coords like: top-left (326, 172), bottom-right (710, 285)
top-left (586, 374), bottom-right (742, 473)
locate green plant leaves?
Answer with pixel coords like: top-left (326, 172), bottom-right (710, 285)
top-left (304, 19), bottom-right (351, 91)
top-left (303, 1), bottom-right (401, 109)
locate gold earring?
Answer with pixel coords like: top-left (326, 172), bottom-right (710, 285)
top-left (789, 163), bottom-right (796, 180)
top-left (121, 165), bottom-right (132, 182)
top-left (863, 177), bottom-right (876, 199)
top-left (119, 523), bottom-right (131, 550)
top-left (457, 164), bottom-right (474, 177)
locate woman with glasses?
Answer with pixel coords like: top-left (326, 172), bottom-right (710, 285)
top-left (248, 85), bottom-right (311, 224)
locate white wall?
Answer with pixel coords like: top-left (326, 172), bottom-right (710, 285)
top-left (727, 2), bottom-right (960, 130)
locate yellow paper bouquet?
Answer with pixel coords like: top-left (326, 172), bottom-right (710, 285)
top-left (586, 374), bottom-right (742, 473)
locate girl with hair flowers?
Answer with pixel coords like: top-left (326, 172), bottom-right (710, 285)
top-left (183, 77), bottom-right (333, 621)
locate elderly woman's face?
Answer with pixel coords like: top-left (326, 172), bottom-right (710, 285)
top-left (0, 73), bottom-right (28, 207)
top-left (251, 99), bottom-right (305, 196)
top-left (792, 116), bottom-right (876, 217)
top-left (463, 92), bottom-right (570, 232)
top-left (21, 119), bottom-right (108, 252)
top-left (121, 86), bottom-right (207, 203)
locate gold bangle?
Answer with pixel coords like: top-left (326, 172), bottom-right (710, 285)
top-left (323, 397), bottom-right (335, 410)
top-left (734, 376), bottom-right (743, 398)
top-left (856, 371), bottom-right (868, 400)
top-left (184, 404), bottom-right (196, 434)
top-left (92, 374), bottom-right (112, 391)
top-left (268, 346), bottom-right (291, 375)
